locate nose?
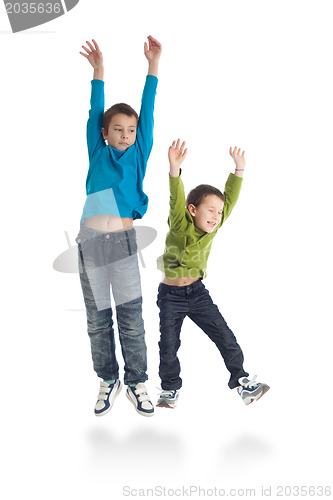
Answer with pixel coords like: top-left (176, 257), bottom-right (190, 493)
top-left (122, 131), bottom-right (128, 138)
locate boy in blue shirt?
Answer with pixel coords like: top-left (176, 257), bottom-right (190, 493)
top-left (76, 37), bottom-right (161, 417)
top-left (156, 140), bottom-right (270, 408)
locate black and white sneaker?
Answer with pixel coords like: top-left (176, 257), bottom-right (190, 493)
top-left (156, 390), bottom-right (179, 408)
top-left (126, 383), bottom-right (154, 417)
top-left (237, 376), bottom-right (270, 405)
top-left (94, 380), bottom-right (122, 416)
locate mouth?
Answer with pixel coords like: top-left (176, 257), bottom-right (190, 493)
top-left (119, 142), bottom-right (129, 146)
top-left (207, 221), bottom-right (217, 228)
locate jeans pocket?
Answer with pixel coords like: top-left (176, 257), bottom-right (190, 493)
top-left (118, 234), bottom-right (138, 256)
top-left (77, 237), bottom-right (93, 258)
top-left (156, 289), bottom-right (173, 307)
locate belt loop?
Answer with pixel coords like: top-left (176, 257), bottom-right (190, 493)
top-left (125, 231), bottom-right (132, 256)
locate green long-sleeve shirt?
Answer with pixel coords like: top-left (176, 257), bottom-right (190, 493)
top-left (157, 172), bottom-right (243, 279)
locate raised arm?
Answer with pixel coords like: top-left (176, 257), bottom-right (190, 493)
top-left (136, 36), bottom-right (162, 163)
top-left (229, 146), bottom-right (246, 178)
top-left (80, 39), bottom-right (105, 160)
top-left (144, 35), bottom-right (162, 77)
top-left (80, 39), bottom-right (104, 80)
top-left (168, 139), bottom-right (188, 230)
top-left (221, 147), bottom-right (245, 222)
top-left (168, 139), bottom-right (188, 177)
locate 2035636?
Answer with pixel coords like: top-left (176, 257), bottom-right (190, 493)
top-left (275, 485), bottom-right (331, 497)
top-left (5, 3), bottom-right (62, 14)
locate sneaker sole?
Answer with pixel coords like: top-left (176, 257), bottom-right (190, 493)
top-left (156, 401), bottom-right (176, 409)
top-left (126, 390), bottom-right (154, 417)
top-left (95, 381), bottom-right (122, 417)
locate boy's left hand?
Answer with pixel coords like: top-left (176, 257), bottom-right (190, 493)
top-left (229, 146), bottom-right (246, 177)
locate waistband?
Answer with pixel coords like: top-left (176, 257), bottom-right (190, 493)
top-left (159, 279), bottom-right (204, 295)
top-left (76, 224), bottom-right (136, 243)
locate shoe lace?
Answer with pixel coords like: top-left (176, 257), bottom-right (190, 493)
top-left (159, 390), bottom-right (176, 398)
top-left (243, 375), bottom-right (258, 388)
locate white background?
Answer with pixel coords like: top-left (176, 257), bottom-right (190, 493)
top-left (1, 0), bottom-right (332, 498)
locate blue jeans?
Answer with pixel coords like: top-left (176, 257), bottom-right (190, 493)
top-left (157, 280), bottom-right (249, 390)
top-left (76, 225), bottom-right (147, 385)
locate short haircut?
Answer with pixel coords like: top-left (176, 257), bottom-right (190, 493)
top-left (186, 184), bottom-right (225, 208)
top-left (102, 103), bottom-right (139, 134)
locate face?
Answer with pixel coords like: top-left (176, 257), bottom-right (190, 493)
top-left (188, 194), bottom-right (224, 233)
top-left (102, 113), bottom-right (137, 151)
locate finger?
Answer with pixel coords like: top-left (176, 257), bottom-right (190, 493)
top-left (183, 148), bottom-right (188, 157)
top-left (241, 150), bottom-right (245, 157)
top-left (81, 45), bottom-right (91, 54)
top-left (148, 35), bottom-right (161, 47)
top-left (86, 41), bottom-right (94, 51)
top-left (180, 141), bottom-right (186, 152)
top-left (175, 138), bottom-right (181, 149)
top-left (229, 146), bottom-right (232, 156)
top-left (92, 39), bottom-right (99, 51)
top-left (79, 52), bottom-right (89, 58)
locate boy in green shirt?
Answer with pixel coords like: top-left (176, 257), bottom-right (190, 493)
top-left (156, 139), bottom-right (269, 408)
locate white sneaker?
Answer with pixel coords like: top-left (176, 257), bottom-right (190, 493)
top-left (156, 390), bottom-right (179, 408)
top-left (94, 380), bottom-right (122, 416)
top-left (126, 383), bottom-right (154, 417)
top-left (237, 375), bottom-right (270, 405)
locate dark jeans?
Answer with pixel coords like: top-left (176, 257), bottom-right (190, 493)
top-left (76, 225), bottom-right (147, 385)
top-left (157, 279), bottom-right (249, 390)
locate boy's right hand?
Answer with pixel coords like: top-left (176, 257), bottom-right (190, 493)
top-left (169, 139), bottom-right (188, 177)
top-left (80, 40), bottom-right (104, 79)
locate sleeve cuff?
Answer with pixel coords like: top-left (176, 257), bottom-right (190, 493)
top-left (146, 74), bottom-right (158, 82)
top-left (169, 172), bottom-right (182, 186)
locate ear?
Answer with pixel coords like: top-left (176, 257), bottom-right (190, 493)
top-left (188, 204), bottom-right (196, 217)
top-left (101, 127), bottom-right (108, 140)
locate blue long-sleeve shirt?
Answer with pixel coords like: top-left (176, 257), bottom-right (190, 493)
top-left (80, 75), bottom-right (158, 223)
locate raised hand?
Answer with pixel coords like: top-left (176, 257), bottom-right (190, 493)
top-left (229, 146), bottom-right (246, 176)
top-left (80, 39), bottom-right (104, 69)
top-left (169, 139), bottom-right (188, 177)
top-left (144, 35), bottom-right (162, 76)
